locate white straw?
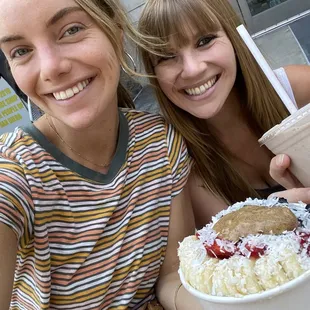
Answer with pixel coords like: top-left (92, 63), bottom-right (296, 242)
top-left (236, 24), bottom-right (297, 114)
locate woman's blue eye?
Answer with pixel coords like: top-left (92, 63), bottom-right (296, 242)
top-left (63, 26), bottom-right (82, 37)
top-left (197, 35), bottom-right (217, 47)
top-left (12, 48), bottom-right (29, 58)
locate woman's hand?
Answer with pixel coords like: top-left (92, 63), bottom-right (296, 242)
top-left (269, 154), bottom-right (310, 203)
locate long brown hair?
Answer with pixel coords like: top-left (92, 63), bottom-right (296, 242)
top-left (139, 0), bottom-right (290, 204)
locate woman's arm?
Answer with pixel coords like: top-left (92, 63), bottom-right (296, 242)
top-left (156, 185), bottom-right (202, 310)
top-left (187, 172), bottom-right (227, 229)
top-left (0, 223), bottom-right (17, 309)
top-left (284, 65), bottom-right (310, 108)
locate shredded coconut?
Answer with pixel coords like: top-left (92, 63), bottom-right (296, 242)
top-left (178, 198), bottom-right (310, 297)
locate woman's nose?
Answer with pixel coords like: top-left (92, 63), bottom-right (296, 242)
top-left (180, 53), bottom-right (208, 80)
top-left (39, 46), bottom-right (72, 82)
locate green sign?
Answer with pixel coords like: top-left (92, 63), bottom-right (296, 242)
top-left (0, 77), bottom-right (31, 134)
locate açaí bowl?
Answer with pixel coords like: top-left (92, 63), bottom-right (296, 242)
top-left (179, 198), bottom-right (310, 310)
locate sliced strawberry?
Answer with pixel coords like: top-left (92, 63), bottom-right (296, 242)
top-left (298, 232), bottom-right (310, 246)
top-left (204, 239), bottom-right (236, 259)
top-left (244, 243), bottom-right (266, 258)
top-left (298, 232), bottom-right (310, 256)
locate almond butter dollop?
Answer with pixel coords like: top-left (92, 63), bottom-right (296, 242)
top-left (213, 205), bottom-right (298, 242)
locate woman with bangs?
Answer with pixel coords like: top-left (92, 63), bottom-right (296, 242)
top-left (139, 0), bottom-right (310, 228)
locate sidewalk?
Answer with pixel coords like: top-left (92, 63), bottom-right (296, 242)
top-left (253, 11), bottom-right (310, 68)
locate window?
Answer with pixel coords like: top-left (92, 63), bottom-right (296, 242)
top-left (246, 0), bottom-right (288, 16)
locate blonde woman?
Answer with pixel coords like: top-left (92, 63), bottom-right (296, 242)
top-left (138, 0), bottom-right (310, 227)
top-left (0, 0), bottom-right (200, 309)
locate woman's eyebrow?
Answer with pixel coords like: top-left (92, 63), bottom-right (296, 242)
top-left (46, 6), bottom-right (84, 27)
top-left (0, 7), bottom-right (84, 47)
top-left (0, 35), bottom-right (24, 46)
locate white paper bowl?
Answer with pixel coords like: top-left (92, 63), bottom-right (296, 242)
top-left (179, 268), bottom-right (310, 310)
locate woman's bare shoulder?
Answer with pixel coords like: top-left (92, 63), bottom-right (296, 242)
top-left (187, 172), bottom-right (227, 228)
top-left (283, 65), bottom-right (310, 108)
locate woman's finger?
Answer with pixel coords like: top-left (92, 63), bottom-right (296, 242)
top-left (269, 154), bottom-right (303, 189)
top-left (269, 187), bottom-right (310, 204)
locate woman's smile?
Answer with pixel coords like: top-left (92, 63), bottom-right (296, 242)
top-left (181, 74), bottom-right (220, 101)
top-left (51, 77), bottom-right (93, 101)
top-left (183, 75), bottom-right (218, 96)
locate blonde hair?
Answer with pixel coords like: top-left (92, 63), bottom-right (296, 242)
top-left (75, 0), bottom-right (160, 108)
top-left (139, 0), bottom-right (290, 204)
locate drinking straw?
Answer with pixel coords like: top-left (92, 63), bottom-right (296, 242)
top-left (236, 25), bottom-right (297, 114)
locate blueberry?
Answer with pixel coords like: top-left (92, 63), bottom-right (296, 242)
top-left (278, 197), bottom-right (288, 204)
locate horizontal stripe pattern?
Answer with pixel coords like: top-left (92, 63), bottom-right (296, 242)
top-left (0, 110), bottom-right (190, 309)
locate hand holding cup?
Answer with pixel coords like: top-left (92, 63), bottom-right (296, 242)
top-left (269, 154), bottom-right (310, 203)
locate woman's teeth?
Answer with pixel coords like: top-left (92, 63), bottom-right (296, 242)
top-left (185, 76), bottom-right (217, 96)
top-left (53, 79), bottom-right (90, 100)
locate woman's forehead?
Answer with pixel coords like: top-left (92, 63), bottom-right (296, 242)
top-left (0, 0), bottom-right (84, 47)
top-left (0, 0), bottom-right (79, 31)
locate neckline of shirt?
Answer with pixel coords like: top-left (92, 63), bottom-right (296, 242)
top-left (21, 110), bottom-right (129, 184)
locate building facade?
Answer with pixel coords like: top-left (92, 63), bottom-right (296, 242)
top-left (121, 0), bottom-right (309, 34)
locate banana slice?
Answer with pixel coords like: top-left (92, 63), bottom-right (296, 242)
top-left (255, 256), bottom-right (288, 290)
top-left (226, 256), bottom-right (262, 295)
top-left (188, 258), bottom-right (218, 294)
top-left (279, 251), bottom-right (304, 280)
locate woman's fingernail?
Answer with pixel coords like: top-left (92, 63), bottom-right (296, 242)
top-left (276, 154), bottom-right (285, 166)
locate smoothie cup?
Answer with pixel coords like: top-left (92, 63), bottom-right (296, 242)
top-left (236, 25), bottom-right (310, 187)
top-left (259, 103), bottom-right (310, 186)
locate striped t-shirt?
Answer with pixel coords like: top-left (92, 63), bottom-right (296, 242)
top-left (0, 109), bottom-right (190, 310)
